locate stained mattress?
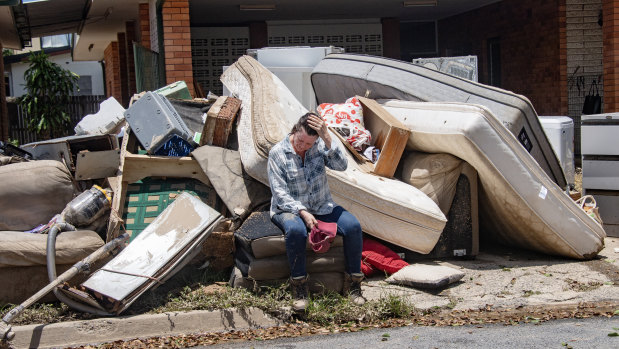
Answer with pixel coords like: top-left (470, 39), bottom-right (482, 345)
top-left (221, 56), bottom-right (446, 254)
top-left (380, 100), bottom-right (605, 259)
top-left (310, 54), bottom-right (567, 189)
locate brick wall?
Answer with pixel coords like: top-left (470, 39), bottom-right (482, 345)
top-left (139, 3), bottom-right (151, 49)
top-left (104, 42), bottom-right (123, 104)
top-left (126, 21), bottom-right (137, 96)
top-left (161, 0), bottom-right (194, 97)
top-left (603, 0), bottom-right (619, 112)
top-left (438, 0), bottom-right (567, 116)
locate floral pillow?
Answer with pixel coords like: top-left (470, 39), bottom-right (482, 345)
top-left (317, 97), bottom-right (371, 151)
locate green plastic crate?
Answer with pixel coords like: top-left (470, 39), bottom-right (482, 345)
top-left (122, 177), bottom-right (222, 240)
top-left (154, 81), bottom-right (192, 100)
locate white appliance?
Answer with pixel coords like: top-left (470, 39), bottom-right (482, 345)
top-left (539, 116), bottom-right (575, 186)
top-left (580, 112), bottom-right (619, 237)
top-left (247, 46), bottom-right (344, 111)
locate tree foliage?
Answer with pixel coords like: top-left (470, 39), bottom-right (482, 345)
top-left (19, 51), bottom-right (79, 139)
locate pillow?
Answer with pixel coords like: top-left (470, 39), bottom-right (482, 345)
top-left (385, 264), bottom-right (465, 289)
top-left (362, 238), bottom-right (409, 275)
top-left (318, 97), bottom-right (371, 151)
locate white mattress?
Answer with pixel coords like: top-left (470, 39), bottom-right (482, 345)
top-left (310, 54), bottom-right (567, 190)
top-left (221, 56), bottom-right (446, 254)
top-left (380, 100), bottom-right (605, 259)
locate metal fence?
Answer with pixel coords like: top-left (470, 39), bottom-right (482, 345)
top-left (567, 73), bottom-right (603, 162)
top-left (8, 95), bottom-right (106, 145)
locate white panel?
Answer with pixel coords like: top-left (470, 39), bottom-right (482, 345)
top-left (582, 160), bottom-right (619, 190)
top-left (581, 113), bottom-right (619, 155)
top-left (191, 27), bottom-right (250, 94)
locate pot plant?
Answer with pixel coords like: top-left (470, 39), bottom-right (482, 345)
top-left (19, 51), bottom-right (79, 139)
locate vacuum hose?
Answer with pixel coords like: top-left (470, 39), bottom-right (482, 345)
top-left (46, 222), bottom-right (114, 316)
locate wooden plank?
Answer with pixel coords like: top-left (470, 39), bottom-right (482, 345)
top-left (75, 149), bottom-right (121, 180)
top-left (357, 96), bottom-right (411, 178)
top-left (122, 153), bottom-right (210, 185)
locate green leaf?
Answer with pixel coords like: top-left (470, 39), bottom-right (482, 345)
top-left (613, 310), bottom-right (619, 315)
top-left (608, 332), bottom-right (618, 337)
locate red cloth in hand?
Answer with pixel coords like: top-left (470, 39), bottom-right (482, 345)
top-left (309, 220), bottom-right (337, 253)
top-left (362, 237), bottom-right (409, 275)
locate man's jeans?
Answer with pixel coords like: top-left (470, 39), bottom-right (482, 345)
top-left (271, 206), bottom-right (362, 278)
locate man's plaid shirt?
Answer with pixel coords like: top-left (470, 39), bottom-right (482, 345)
top-left (268, 134), bottom-right (347, 217)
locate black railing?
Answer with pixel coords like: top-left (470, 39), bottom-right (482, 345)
top-left (7, 95), bottom-right (106, 145)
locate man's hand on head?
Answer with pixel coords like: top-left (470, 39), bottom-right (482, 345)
top-left (307, 114), bottom-right (332, 149)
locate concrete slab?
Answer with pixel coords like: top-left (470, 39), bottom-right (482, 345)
top-left (10, 307), bottom-right (279, 349)
top-left (363, 237), bottom-right (619, 311)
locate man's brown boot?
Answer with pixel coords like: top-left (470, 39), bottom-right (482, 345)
top-left (343, 273), bottom-right (366, 306)
top-left (289, 275), bottom-right (309, 312)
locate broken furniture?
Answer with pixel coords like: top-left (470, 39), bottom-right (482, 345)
top-left (106, 124), bottom-right (212, 241)
top-left (231, 211), bottom-right (345, 294)
top-left (200, 96), bottom-right (241, 148)
top-left (83, 192), bottom-right (223, 314)
top-left (20, 134), bottom-right (120, 180)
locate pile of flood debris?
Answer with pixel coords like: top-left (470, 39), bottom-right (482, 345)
top-left (0, 52), bottom-right (608, 341)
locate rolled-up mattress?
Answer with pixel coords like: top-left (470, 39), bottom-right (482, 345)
top-left (310, 54), bottom-right (567, 189)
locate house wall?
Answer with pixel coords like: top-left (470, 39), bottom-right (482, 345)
top-left (161, 0), bottom-right (194, 97)
top-left (8, 52), bottom-right (104, 97)
top-left (104, 42), bottom-right (123, 105)
top-left (438, 0), bottom-right (567, 116)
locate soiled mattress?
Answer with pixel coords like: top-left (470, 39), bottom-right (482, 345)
top-left (380, 100), bottom-right (605, 259)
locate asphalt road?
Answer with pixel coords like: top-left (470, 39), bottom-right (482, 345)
top-left (204, 317), bottom-right (619, 349)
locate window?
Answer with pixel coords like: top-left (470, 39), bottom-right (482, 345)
top-left (41, 34), bottom-right (71, 49)
top-left (400, 21), bottom-right (437, 61)
top-left (73, 75), bottom-right (92, 96)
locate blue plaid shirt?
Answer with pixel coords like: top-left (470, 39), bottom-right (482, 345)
top-left (268, 134), bottom-right (347, 217)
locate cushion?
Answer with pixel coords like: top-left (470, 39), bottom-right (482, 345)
top-left (234, 245), bottom-right (346, 280)
top-left (400, 152), bottom-right (463, 215)
top-left (0, 160), bottom-right (76, 231)
top-left (318, 96), bottom-right (371, 151)
top-left (362, 238), bottom-right (409, 276)
top-left (385, 264), bottom-right (465, 289)
top-left (0, 230), bottom-right (104, 268)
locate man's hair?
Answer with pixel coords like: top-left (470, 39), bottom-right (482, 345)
top-left (290, 112), bottom-right (319, 136)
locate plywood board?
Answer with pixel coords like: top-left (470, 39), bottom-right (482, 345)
top-left (358, 96), bottom-right (411, 178)
top-left (75, 150), bottom-right (121, 180)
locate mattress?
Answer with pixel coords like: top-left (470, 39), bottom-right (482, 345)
top-left (310, 54), bottom-right (567, 189)
top-left (221, 56), bottom-right (446, 254)
top-left (234, 245), bottom-right (346, 280)
top-left (380, 100), bottom-right (605, 259)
